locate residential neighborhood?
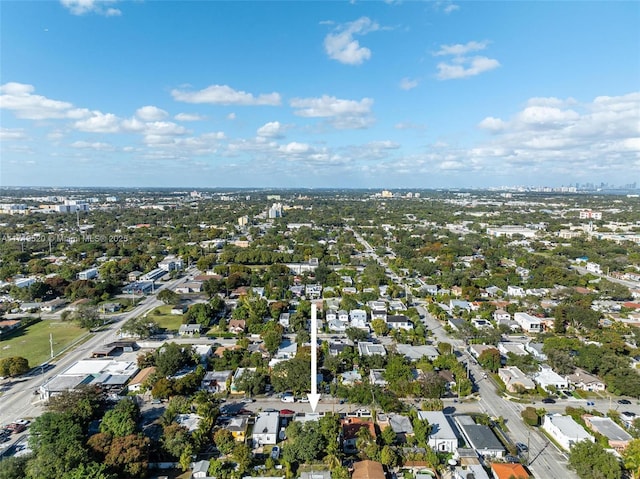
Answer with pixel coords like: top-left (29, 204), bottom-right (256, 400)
top-left (0, 187), bottom-right (639, 479)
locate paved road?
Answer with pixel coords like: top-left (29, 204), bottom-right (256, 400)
top-left (416, 305), bottom-right (578, 479)
top-left (0, 272), bottom-right (193, 428)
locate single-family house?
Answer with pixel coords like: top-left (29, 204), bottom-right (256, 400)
top-left (191, 459), bottom-right (211, 479)
top-left (387, 414), bottom-right (414, 443)
top-left (252, 412), bottom-right (279, 446)
top-left (513, 312), bottom-right (542, 334)
top-left (498, 366), bottom-right (535, 393)
top-left (369, 369), bottom-right (388, 387)
top-left (455, 415), bottom-right (505, 458)
top-left (350, 309), bottom-right (368, 329)
top-left (226, 416), bottom-right (250, 442)
top-left (127, 366), bottom-right (156, 392)
top-left (542, 414), bottom-right (594, 450)
top-left (507, 286), bottom-right (525, 297)
top-left (228, 319), bottom-right (246, 334)
top-left (386, 315), bottom-right (413, 330)
top-left (357, 342), bottom-right (386, 357)
top-left (534, 366), bottom-right (569, 391)
top-left (583, 415), bottom-right (632, 451)
top-left (490, 463), bottom-right (530, 479)
top-left (565, 368), bottom-right (606, 392)
top-left (342, 418), bottom-right (377, 453)
top-left (179, 324), bottom-right (202, 336)
top-left (395, 344), bottom-right (439, 361)
top-left (201, 370), bottom-right (233, 393)
top-left (371, 309), bottom-right (387, 321)
top-left (493, 309), bottom-right (511, 322)
top-left (525, 342), bottom-right (547, 361)
top-left (417, 411), bottom-right (458, 453)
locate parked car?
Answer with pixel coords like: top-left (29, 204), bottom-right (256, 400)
top-left (271, 446), bottom-right (280, 460)
top-left (618, 399), bottom-right (632, 405)
top-left (280, 393), bottom-right (295, 403)
top-left (515, 442), bottom-right (528, 453)
top-left (542, 397), bottom-right (555, 404)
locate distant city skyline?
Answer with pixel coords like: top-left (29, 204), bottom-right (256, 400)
top-left (1, 1), bottom-right (638, 188)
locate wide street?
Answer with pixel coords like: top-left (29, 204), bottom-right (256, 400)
top-left (0, 271), bottom-right (194, 428)
top-left (416, 305), bottom-right (578, 479)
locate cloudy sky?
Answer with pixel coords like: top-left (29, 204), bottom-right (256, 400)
top-left (1, 1), bottom-right (638, 188)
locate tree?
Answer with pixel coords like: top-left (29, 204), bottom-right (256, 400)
top-left (0, 356), bottom-right (30, 377)
top-left (346, 327), bottom-right (369, 342)
top-left (381, 425), bottom-right (397, 445)
top-left (27, 412), bottom-right (88, 479)
top-left (104, 434), bottom-right (150, 478)
top-left (478, 348), bottom-right (501, 373)
top-left (157, 289), bottom-right (179, 305)
top-left (232, 443), bottom-right (253, 474)
top-left (186, 303), bottom-right (213, 327)
top-left (271, 358), bottom-right (311, 394)
top-left (380, 445), bottom-right (399, 467)
top-left (100, 398), bottom-right (139, 437)
top-left (155, 342), bottom-right (195, 377)
top-left (624, 438), bottom-right (640, 479)
top-left (569, 440), bottom-right (621, 479)
top-left (234, 369), bottom-right (268, 397)
top-left (0, 456), bottom-right (29, 479)
top-left (74, 304), bottom-right (102, 330)
top-left (371, 319), bottom-right (388, 336)
top-left (162, 423), bottom-right (193, 459)
top-left (214, 428), bottom-right (236, 455)
top-left (62, 462), bottom-right (117, 479)
top-left (47, 386), bottom-right (102, 426)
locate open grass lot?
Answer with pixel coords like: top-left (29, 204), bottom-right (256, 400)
top-left (148, 305), bottom-right (185, 332)
top-left (0, 320), bottom-right (88, 367)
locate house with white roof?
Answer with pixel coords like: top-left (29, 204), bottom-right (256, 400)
top-left (395, 344), bottom-right (439, 361)
top-left (252, 412), bottom-right (279, 446)
top-left (417, 411), bottom-right (458, 453)
top-left (534, 366), bottom-right (569, 391)
top-left (507, 286), bottom-right (525, 297)
top-left (350, 309), bottom-right (368, 329)
top-left (513, 312), bottom-right (542, 333)
top-left (542, 414), bottom-right (594, 450)
top-left (358, 342), bottom-right (386, 356)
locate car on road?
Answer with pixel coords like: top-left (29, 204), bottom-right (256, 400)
top-left (542, 397), bottom-right (556, 404)
top-left (515, 442), bottom-right (528, 453)
top-left (618, 399), bottom-right (632, 405)
top-left (299, 396), bottom-right (309, 403)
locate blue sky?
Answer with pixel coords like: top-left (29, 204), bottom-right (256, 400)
top-left (1, 0), bottom-right (639, 188)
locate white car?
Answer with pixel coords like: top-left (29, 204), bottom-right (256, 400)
top-left (280, 393), bottom-right (294, 403)
top-left (299, 397), bottom-right (309, 403)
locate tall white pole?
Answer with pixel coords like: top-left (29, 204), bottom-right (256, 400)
top-left (50, 333), bottom-right (54, 359)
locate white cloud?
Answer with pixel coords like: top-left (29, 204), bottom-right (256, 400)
top-left (257, 121), bottom-right (284, 138)
top-left (70, 140), bottom-right (114, 151)
top-left (279, 142), bottom-right (311, 154)
top-left (443, 3), bottom-right (460, 14)
top-left (433, 1), bottom-right (460, 14)
top-left (434, 40), bottom-right (489, 57)
top-left (436, 56), bottom-right (500, 80)
top-left (324, 17), bottom-right (379, 65)
top-left (290, 95), bottom-right (372, 118)
top-left (367, 140), bottom-right (400, 149)
top-left (175, 113), bottom-right (205, 122)
top-left (171, 84), bottom-right (281, 106)
top-left (60, 0), bottom-right (121, 16)
top-left (394, 121), bottom-right (426, 130)
top-left (0, 82), bottom-right (90, 120)
top-left (74, 111), bottom-right (121, 133)
top-left (433, 41), bottom-right (499, 80)
top-left (136, 105), bottom-right (168, 121)
top-left (290, 95), bottom-right (374, 129)
top-left (227, 112), bottom-right (236, 120)
top-left (478, 116), bottom-right (506, 132)
top-left (399, 78), bottom-right (419, 90)
top-left (0, 128), bottom-right (26, 140)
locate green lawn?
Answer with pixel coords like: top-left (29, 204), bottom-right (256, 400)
top-left (0, 320), bottom-right (88, 367)
top-left (148, 305), bottom-right (185, 332)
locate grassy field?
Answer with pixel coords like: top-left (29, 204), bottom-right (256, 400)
top-left (148, 305), bottom-right (185, 332)
top-left (0, 319), bottom-right (88, 367)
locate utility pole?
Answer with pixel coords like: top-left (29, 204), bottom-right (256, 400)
top-left (49, 333), bottom-right (54, 359)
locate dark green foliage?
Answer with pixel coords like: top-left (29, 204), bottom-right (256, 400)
top-left (569, 440), bottom-right (621, 479)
